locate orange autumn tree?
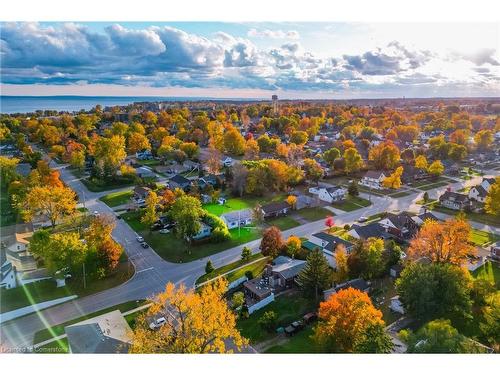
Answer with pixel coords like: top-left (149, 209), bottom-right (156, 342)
top-left (314, 287), bottom-right (385, 352)
top-left (130, 279), bottom-right (247, 353)
top-left (407, 218), bottom-right (476, 266)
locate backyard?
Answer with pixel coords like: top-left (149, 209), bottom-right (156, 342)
top-left (471, 261), bottom-right (500, 288)
top-left (266, 216), bottom-right (300, 230)
top-left (203, 193), bottom-right (288, 216)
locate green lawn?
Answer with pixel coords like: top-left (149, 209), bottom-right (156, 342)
top-left (431, 205), bottom-right (500, 227)
top-left (389, 191), bottom-right (412, 198)
top-left (471, 262), bottom-right (500, 288)
top-left (99, 190), bottom-right (133, 207)
top-left (266, 216), bottom-right (300, 230)
top-left (196, 253), bottom-right (265, 285)
top-left (122, 211), bottom-right (263, 262)
top-left (224, 257), bottom-right (269, 285)
top-left (236, 292), bottom-right (317, 344)
top-left (265, 325), bottom-right (321, 353)
top-left (419, 181), bottom-right (450, 191)
top-left (203, 198), bottom-right (251, 216)
top-left (81, 176), bottom-right (136, 192)
top-left (1, 260), bottom-right (134, 314)
top-left (33, 300), bottom-right (147, 345)
top-left (331, 195), bottom-right (371, 212)
top-left (470, 229), bottom-right (500, 247)
top-left (296, 207), bottom-right (332, 222)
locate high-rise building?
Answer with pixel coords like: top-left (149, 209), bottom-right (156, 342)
top-left (272, 95), bottom-right (278, 115)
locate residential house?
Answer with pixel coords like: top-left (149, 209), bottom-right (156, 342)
top-left (135, 150), bottom-right (153, 160)
top-left (481, 177), bottom-right (496, 191)
top-left (65, 310), bottom-right (133, 353)
top-left (168, 174), bottom-right (192, 191)
top-left (0, 249), bottom-right (16, 289)
top-left (15, 163), bottom-right (32, 178)
top-left (410, 211), bottom-right (439, 226)
top-left (133, 186), bottom-right (152, 200)
top-left (267, 256), bottom-right (307, 288)
top-left (191, 222), bottom-right (212, 240)
top-left (323, 278), bottom-right (370, 300)
top-left (308, 185), bottom-right (347, 204)
top-left (261, 201), bottom-right (291, 218)
top-left (468, 185), bottom-right (489, 203)
top-left (439, 191), bottom-right (471, 211)
top-left (221, 157), bottom-right (234, 167)
top-left (183, 160), bottom-right (200, 171)
top-left (490, 246), bottom-right (500, 262)
top-left (294, 194), bottom-right (319, 210)
top-left (198, 173), bottom-right (223, 190)
top-left (348, 222), bottom-right (388, 240)
top-left (378, 212), bottom-right (420, 241)
top-left (220, 209), bottom-right (253, 230)
top-left (3, 231), bottom-right (37, 272)
top-left (135, 166), bottom-right (156, 179)
top-left (304, 232), bottom-right (354, 268)
top-left (360, 170), bottom-right (386, 190)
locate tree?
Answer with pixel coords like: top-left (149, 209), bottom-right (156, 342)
top-left (290, 130), bottom-right (308, 145)
top-left (244, 138), bottom-right (260, 160)
top-left (231, 163), bottom-right (248, 197)
top-left (368, 141), bottom-right (400, 170)
top-left (0, 156), bottom-right (20, 186)
top-left (400, 319), bottom-right (479, 353)
top-left (297, 249), bottom-right (332, 300)
top-left (258, 311), bottom-right (278, 332)
top-left (407, 218), bottom-right (476, 266)
top-left (93, 135), bottom-right (127, 178)
top-left (325, 216), bottom-right (334, 229)
top-left (285, 236), bottom-right (302, 258)
top-left (232, 292), bottom-right (244, 309)
top-left (30, 230), bottom-right (88, 275)
top-left (130, 280), bottom-right (247, 353)
top-left (348, 181), bottom-right (359, 196)
top-left (427, 160), bottom-right (444, 177)
top-left (127, 132), bottom-right (151, 154)
top-left (179, 142), bottom-right (199, 159)
top-left (323, 147), bottom-right (341, 166)
top-left (314, 288), bottom-right (385, 353)
top-left (286, 195), bottom-right (297, 209)
top-left (170, 195), bottom-right (205, 240)
top-left (354, 322), bottom-right (394, 353)
top-left (23, 185), bottom-right (77, 227)
top-left (223, 126), bottom-right (246, 155)
top-left (205, 260), bottom-right (214, 274)
top-left (382, 166), bottom-right (403, 189)
top-left (303, 158), bottom-right (324, 184)
top-left (141, 191), bottom-right (160, 232)
top-left (343, 147), bottom-right (363, 174)
top-left (396, 263), bottom-right (472, 325)
top-left (260, 226), bottom-right (284, 258)
top-left (474, 129), bottom-right (493, 151)
top-left (251, 204), bottom-right (265, 228)
top-left (161, 189), bottom-right (176, 210)
top-left (333, 245), bottom-right (349, 283)
top-left (348, 238), bottom-right (386, 280)
top-left (423, 191), bottom-right (429, 203)
top-left (485, 177), bottom-right (500, 216)
top-left (241, 246), bottom-right (251, 262)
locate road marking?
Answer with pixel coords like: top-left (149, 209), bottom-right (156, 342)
top-left (136, 267), bottom-right (154, 274)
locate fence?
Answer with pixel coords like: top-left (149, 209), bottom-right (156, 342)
top-left (248, 293), bottom-right (275, 315)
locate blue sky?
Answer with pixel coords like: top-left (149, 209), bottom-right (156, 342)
top-left (1, 22), bottom-right (499, 98)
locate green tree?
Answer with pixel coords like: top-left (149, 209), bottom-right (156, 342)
top-left (297, 248), bottom-right (332, 300)
top-left (303, 158), bottom-right (324, 184)
top-left (348, 181), bottom-right (359, 197)
top-left (354, 323), bottom-right (394, 353)
top-left (258, 311), bottom-right (278, 332)
top-left (241, 246), bottom-right (251, 262)
top-left (170, 195), bottom-right (205, 240)
top-left (485, 177), bottom-right (500, 216)
top-left (205, 260), bottom-right (214, 274)
top-left (343, 147), bottom-right (363, 174)
top-left (141, 191), bottom-right (160, 232)
top-left (322, 147), bottom-right (341, 166)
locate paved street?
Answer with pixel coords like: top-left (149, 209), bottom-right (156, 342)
top-left (0, 161), bottom-right (497, 350)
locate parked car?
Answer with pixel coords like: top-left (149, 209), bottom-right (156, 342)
top-left (159, 228), bottom-right (170, 234)
top-left (141, 242), bottom-right (149, 248)
top-left (149, 316), bottom-right (166, 330)
top-left (303, 312), bottom-right (318, 324)
top-left (93, 211), bottom-right (100, 217)
top-left (136, 236), bottom-right (144, 243)
top-left (358, 216), bottom-right (368, 223)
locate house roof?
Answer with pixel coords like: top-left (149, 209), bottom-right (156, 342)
top-left (311, 232), bottom-right (354, 252)
top-left (220, 209), bottom-right (253, 223)
top-left (363, 170), bottom-right (385, 179)
top-left (472, 185), bottom-right (488, 197)
top-left (325, 186), bottom-right (345, 194)
top-left (65, 310), bottom-right (133, 353)
top-left (334, 278), bottom-right (369, 293)
top-left (416, 212), bottom-right (439, 223)
top-left (133, 186), bottom-right (151, 195)
top-left (384, 212), bottom-right (413, 230)
top-left (350, 222), bottom-right (387, 239)
top-left (261, 201), bottom-right (290, 214)
top-left (15, 163), bottom-right (32, 177)
top-left (271, 257), bottom-right (306, 280)
top-left (439, 191), bottom-right (470, 203)
top-left (170, 174), bottom-right (191, 185)
top-left (243, 278), bottom-right (272, 299)
top-left (483, 177), bottom-right (496, 185)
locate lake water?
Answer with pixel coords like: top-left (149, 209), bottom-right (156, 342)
top-left (0, 96), bottom-right (253, 114)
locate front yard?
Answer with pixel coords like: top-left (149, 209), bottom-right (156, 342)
top-left (331, 195), bottom-right (371, 212)
top-left (203, 198), bottom-right (251, 216)
top-left (470, 229), bottom-right (500, 247)
top-left (295, 207), bottom-right (333, 222)
top-left (266, 216), bottom-right (301, 230)
top-left (196, 253), bottom-right (266, 285)
top-left (122, 211), bottom-right (263, 262)
top-left (99, 190), bottom-right (133, 207)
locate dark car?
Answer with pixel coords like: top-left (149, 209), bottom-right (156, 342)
top-left (141, 242), bottom-right (149, 248)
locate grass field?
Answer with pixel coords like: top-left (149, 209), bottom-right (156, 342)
top-left (224, 258), bottom-right (269, 285)
top-left (196, 253), bottom-right (265, 285)
top-left (265, 325), bottom-right (321, 353)
top-left (33, 300), bottom-right (147, 345)
top-left (331, 195), bottom-right (371, 212)
top-left (99, 190), bottom-right (133, 207)
top-left (471, 261), bottom-right (500, 288)
top-left (296, 207), bottom-right (332, 222)
top-left (418, 181), bottom-right (450, 191)
top-left (389, 191), bottom-right (412, 198)
top-left (237, 292), bottom-right (317, 344)
top-left (1, 260), bottom-right (134, 314)
top-left (122, 211), bottom-right (263, 262)
top-left (203, 198), bottom-right (251, 216)
top-left (81, 176), bottom-right (136, 192)
top-left (431, 205), bottom-right (500, 227)
top-left (470, 229), bottom-right (500, 247)
top-left (266, 216), bottom-right (300, 230)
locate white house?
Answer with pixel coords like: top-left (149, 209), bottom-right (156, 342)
top-left (468, 185), bottom-right (488, 203)
top-left (221, 157), bottom-right (234, 167)
top-left (191, 222), bottom-right (212, 240)
top-left (4, 231), bottom-right (37, 272)
top-left (0, 258), bottom-right (17, 289)
top-left (360, 171), bottom-right (386, 190)
top-left (480, 177), bottom-right (496, 191)
top-left (220, 209), bottom-right (253, 230)
top-left (308, 186), bottom-right (347, 203)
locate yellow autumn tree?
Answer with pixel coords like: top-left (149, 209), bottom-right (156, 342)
top-left (382, 166), bottom-right (403, 189)
top-left (408, 218), bottom-right (476, 266)
top-left (414, 155), bottom-right (428, 170)
top-left (485, 177), bottom-right (500, 216)
top-left (129, 279), bottom-right (247, 353)
top-left (286, 195), bottom-right (297, 209)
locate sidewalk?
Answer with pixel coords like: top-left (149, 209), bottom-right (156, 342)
top-left (0, 295), bottom-right (78, 324)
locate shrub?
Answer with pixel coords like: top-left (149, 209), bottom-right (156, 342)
top-left (258, 311), bottom-right (278, 332)
top-left (343, 224), bottom-right (350, 230)
top-left (205, 260), bottom-right (214, 274)
top-left (232, 292), bottom-right (244, 309)
top-left (245, 270), bottom-right (254, 280)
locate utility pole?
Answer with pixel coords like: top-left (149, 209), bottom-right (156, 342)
top-left (83, 263), bottom-right (87, 289)
top-left (238, 210), bottom-right (241, 238)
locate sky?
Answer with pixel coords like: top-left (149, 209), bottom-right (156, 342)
top-left (1, 22), bottom-right (499, 98)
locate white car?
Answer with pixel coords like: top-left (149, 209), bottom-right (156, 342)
top-left (149, 316), bottom-right (166, 330)
top-left (136, 236), bottom-right (145, 243)
top-left (358, 216), bottom-right (368, 223)
top-left (159, 228), bottom-right (170, 234)
top-left (93, 211), bottom-right (100, 217)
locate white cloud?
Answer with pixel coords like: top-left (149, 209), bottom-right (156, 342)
top-left (247, 28), bottom-right (299, 39)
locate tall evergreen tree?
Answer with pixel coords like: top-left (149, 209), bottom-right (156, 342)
top-left (298, 248), bottom-right (332, 300)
